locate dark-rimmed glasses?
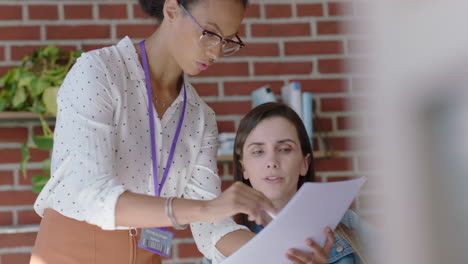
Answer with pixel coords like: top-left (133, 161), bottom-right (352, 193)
top-left (180, 4), bottom-right (245, 56)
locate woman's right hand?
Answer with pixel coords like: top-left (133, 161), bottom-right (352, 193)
top-left (203, 182), bottom-right (278, 225)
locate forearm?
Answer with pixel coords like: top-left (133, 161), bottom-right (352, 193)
top-left (215, 229), bottom-right (255, 257)
top-left (115, 191), bottom-right (208, 228)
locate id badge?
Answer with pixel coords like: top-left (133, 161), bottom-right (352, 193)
top-left (138, 227), bottom-right (174, 257)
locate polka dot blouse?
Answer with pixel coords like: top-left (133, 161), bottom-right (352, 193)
top-left (33, 36), bottom-right (247, 262)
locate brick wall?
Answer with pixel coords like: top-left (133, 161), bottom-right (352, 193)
top-left (0, 0), bottom-right (372, 263)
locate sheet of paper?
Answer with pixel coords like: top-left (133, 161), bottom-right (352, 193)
top-left (222, 177), bottom-right (366, 264)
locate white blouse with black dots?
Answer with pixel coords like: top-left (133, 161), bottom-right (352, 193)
top-left (33, 36), bottom-right (247, 262)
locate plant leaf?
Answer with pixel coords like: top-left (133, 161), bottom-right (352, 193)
top-left (28, 98), bottom-right (46, 113)
top-left (18, 71), bottom-right (35, 89)
top-left (44, 67), bottom-right (65, 77)
top-left (43, 44), bottom-right (57, 54)
top-left (11, 67), bottom-right (21, 83)
top-left (42, 86), bottom-right (59, 116)
top-left (12, 85), bottom-right (27, 108)
top-left (32, 185), bottom-right (45, 194)
top-left (0, 69), bottom-right (14, 88)
top-left (32, 135), bottom-right (54, 151)
top-left (5, 82), bottom-right (18, 102)
top-left (32, 174), bottom-right (49, 185)
top-left (42, 159), bottom-right (51, 174)
top-left (30, 77), bottom-right (50, 97)
top-left (20, 143), bottom-right (30, 178)
top-left (0, 100), bottom-right (6, 112)
top-left (31, 174), bottom-right (49, 194)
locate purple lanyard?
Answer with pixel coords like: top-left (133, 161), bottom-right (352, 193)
top-left (139, 40), bottom-right (187, 197)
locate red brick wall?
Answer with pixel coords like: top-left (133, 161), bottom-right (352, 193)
top-left (0, 1), bottom-right (371, 263)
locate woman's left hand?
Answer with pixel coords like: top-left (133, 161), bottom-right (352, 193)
top-left (285, 226), bottom-right (335, 264)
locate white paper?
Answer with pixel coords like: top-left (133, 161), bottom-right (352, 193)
top-left (222, 177), bottom-right (366, 264)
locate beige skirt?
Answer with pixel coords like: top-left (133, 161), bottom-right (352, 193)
top-left (30, 209), bottom-right (162, 264)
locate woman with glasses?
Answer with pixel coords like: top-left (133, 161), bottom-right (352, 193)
top-left (30, 0), bottom-right (333, 263)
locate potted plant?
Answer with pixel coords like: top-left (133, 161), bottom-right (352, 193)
top-left (0, 45), bottom-right (82, 193)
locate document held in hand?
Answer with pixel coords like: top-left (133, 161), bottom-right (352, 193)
top-left (222, 177), bottom-right (366, 264)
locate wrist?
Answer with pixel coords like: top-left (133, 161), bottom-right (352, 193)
top-left (166, 197), bottom-right (188, 230)
top-left (171, 198), bottom-right (210, 225)
top-left (198, 199), bottom-right (211, 221)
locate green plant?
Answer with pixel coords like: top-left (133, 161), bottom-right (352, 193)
top-left (21, 114), bottom-right (54, 193)
top-left (0, 45), bottom-right (82, 193)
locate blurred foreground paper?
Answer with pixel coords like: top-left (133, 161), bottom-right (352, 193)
top-left (222, 178), bottom-right (366, 264)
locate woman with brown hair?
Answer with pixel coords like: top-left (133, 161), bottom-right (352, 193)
top-left (232, 102), bottom-right (371, 264)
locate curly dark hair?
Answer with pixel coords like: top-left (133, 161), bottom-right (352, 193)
top-left (138, 0), bottom-right (249, 21)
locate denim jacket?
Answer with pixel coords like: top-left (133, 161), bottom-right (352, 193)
top-left (328, 210), bottom-right (364, 264)
top-left (202, 210), bottom-right (373, 264)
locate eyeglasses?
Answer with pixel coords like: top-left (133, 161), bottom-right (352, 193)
top-left (180, 4), bottom-right (245, 56)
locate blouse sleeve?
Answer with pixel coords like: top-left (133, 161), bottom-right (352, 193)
top-left (182, 108), bottom-right (248, 263)
top-left (34, 52), bottom-right (126, 230)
